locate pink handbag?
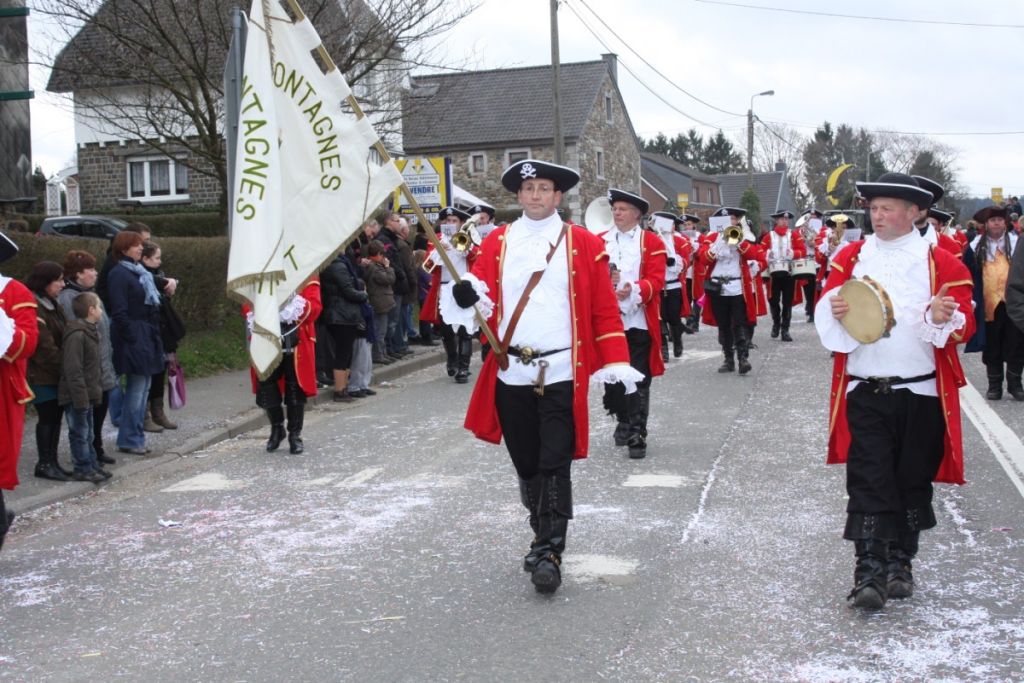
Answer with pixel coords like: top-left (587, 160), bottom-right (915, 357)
top-left (167, 353), bottom-right (187, 409)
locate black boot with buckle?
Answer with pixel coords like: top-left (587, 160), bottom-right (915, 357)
top-left (455, 336), bottom-right (472, 384)
top-left (986, 364), bottom-right (1004, 400)
top-left (845, 513), bottom-right (897, 609)
top-left (520, 477), bottom-right (541, 572)
top-left (530, 475), bottom-right (572, 594)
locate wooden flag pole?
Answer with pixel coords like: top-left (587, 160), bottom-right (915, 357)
top-left (283, 0), bottom-right (502, 353)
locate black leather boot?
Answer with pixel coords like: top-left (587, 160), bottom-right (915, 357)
top-left (34, 422), bottom-right (70, 481)
top-left (286, 405), bottom-right (305, 454)
top-left (887, 531), bottom-right (919, 599)
top-left (455, 336), bottom-right (472, 384)
top-left (265, 407), bottom-right (286, 452)
top-left (441, 331), bottom-right (457, 377)
top-left (672, 326), bottom-right (683, 357)
top-left (737, 345), bottom-right (752, 375)
top-left (1007, 366), bottom-right (1024, 401)
top-left (0, 492), bottom-right (12, 552)
top-left (770, 321), bottom-right (780, 338)
top-left (781, 309), bottom-right (793, 342)
top-left (718, 348), bottom-right (735, 373)
top-left (531, 475), bottom-right (572, 594)
top-left (520, 477), bottom-right (541, 572)
top-left (850, 539), bottom-right (890, 609)
top-left (627, 384), bottom-right (649, 459)
top-left (613, 420), bottom-right (630, 447)
top-left (661, 336), bottom-right (670, 363)
top-left (986, 365), bottom-right (1004, 400)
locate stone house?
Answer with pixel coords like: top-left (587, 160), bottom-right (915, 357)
top-left (639, 152), bottom-right (722, 220)
top-left (402, 54), bottom-right (640, 222)
top-left (46, 0), bottom-right (406, 214)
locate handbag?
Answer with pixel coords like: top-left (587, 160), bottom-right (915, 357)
top-left (167, 353), bottom-right (187, 409)
top-left (702, 277), bottom-right (723, 295)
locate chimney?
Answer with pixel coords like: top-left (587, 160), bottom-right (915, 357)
top-left (775, 160), bottom-right (788, 172)
top-left (602, 53), bottom-right (618, 84)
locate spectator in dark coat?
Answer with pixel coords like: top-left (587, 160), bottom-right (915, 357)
top-left (26, 261), bottom-right (70, 481)
top-left (320, 252), bottom-right (370, 402)
top-left (375, 210), bottom-right (412, 356)
top-left (363, 240), bottom-right (396, 364)
top-left (106, 231), bottom-right (165, 455)
top-left (141, 241), bottom-right (184, 432)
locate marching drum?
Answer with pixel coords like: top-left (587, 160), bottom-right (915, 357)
top-left (768, 258), bottom-right (790, 276)
top-left (790, 257), bottom-right (817, 278)
top-left (838, 276), bottom-right (896, 343)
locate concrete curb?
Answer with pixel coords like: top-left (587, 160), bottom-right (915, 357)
top-left (13, 348), bottom-right (447, 515)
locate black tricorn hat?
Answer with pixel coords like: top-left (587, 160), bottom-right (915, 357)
top-left (678, 213), bottom-right (701, 224)
top-left (803, 208), bottom-right (823, 218)
top-left (713, 206), bottom-right (747, 218)
top-left (438, 206), bottom-right (471, 222)
top-left (928, 208), bottom-right (953, 224)
top-left (770, 210), bottom-right (795, 220)
top-left (856, 173), bottom-right (933, 210)
top-left (468, 202), bottom-right (495, 219)
top-left (650, 210), bottom-right (679, 222)
top-left (501, 159), bottom-right (580, 193)
top-left (911, 175), bottom-right (945, 207)
top-left (825, 213), bottom-right (857, 229)
top-left (973, 205), bottom-right (1009, 224)
top-left (607, 188), bottom-right (649, 215)
top-left (0, 231), bottom-right (18, 265)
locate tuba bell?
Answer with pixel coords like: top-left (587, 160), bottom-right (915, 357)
top-left (584, 196), bottom-right (614, 234)
top-left (724, 225), bottom-right (743, 245)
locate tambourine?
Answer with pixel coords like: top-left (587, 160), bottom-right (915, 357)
top-left (838, 276), bottom-right (896, 343)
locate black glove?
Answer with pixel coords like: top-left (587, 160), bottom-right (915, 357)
top-left (452, 280), bottom-right (480, 308)
top-left (666, 257), bottom-right (676, 267)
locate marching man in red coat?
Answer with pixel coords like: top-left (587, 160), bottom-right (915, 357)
top-left (694, 207), bottom-right (766, 375)
top-left (443, 159), bottom-right (641, 594)
top-left (814, 172), bottom-right (975, 609)
top-left (651, 211), bottom-right (691, 362)
top-left (245, 278), bottom-right (322, 455)
top-left (759, 210), bottom-right (808, 342)
top-left (912, 175), bottom-right (963, 259)
top-left (1, 232), bottom-right (40, 552)
top-left (600, 191), bottom-right (667, 459)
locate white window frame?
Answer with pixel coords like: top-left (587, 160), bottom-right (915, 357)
top-left (125, 154), bottom-right (190, 203)
top-left (505, 148), bottom-right (532, 166)
top-left (605, 94), bottom-right (613, 124)
top-left (468, 151), bottom-right (487, 175)
top-left (595, 148), bottom-right (605, 179)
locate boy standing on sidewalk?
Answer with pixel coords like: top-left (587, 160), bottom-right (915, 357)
top-left (58, 292), bottom-right (110, 483)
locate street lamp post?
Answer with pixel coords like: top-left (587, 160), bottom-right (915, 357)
top-left (747, 89), bottom-right (774, 189)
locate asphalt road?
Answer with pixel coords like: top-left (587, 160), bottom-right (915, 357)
top-left (3, 320), bottom-right (1024, 681)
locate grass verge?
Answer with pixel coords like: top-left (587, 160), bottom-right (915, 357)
top-left (176, 315), bottom-right (250, 379)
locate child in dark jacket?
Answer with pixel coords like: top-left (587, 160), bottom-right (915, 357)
top-left (58, 292), bottom-right (109, 483)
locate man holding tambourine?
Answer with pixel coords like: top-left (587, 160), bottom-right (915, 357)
top-left (814, 172), bottom-right (975, 610)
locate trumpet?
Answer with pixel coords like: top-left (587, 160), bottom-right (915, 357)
top-left (450, 215), bottom-right (483, 253)
top-left (828, 213), bottom-right (849, 250)
top-left (724, 225), bottom-right (743, 245)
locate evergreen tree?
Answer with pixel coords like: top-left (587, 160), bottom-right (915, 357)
top-left (740, 186), bottom-right (762, 236)
top-left (701, 130), bottom-right (745, 175)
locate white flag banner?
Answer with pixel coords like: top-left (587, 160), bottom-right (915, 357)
top-left (226, 0), bottom-right (285, 378)
top-left (266, 2), bottom-right (404, 304)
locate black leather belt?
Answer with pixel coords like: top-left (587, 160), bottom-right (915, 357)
top-left (507, 346), bottom-right (569, 365)
top-left (848, 373), bottom-right (936, 394)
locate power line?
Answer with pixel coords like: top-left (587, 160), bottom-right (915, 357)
top-left (693, 0), bottom-right (1024, 29)
top-left (572, 0), bottom-right (744, 117)
top-left (562, 1), bottom-right (721, 128)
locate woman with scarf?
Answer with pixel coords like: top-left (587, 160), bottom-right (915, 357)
top-left (106, 231), bottom-right (165, 455)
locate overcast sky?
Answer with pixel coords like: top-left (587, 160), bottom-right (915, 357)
top-left (27, 0), bottom-right (1022, 198)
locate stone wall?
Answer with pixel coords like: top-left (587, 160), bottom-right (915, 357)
top-left (77, 139), bottom-right (221, 212)
top-left (575, 74), bottom-right (640, 216)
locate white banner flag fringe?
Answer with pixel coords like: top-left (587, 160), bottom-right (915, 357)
top-left (226, 0), bottom-right (285, 379)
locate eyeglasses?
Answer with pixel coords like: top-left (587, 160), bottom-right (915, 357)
top-left (519, 184), bottom-right (557, 195)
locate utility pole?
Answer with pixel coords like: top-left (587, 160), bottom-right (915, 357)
top-left (747, 108), bottom-right (754, 189)
top-left (550, 0), bottom-right (563, 165)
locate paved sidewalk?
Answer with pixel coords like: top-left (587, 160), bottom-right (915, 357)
top-left (8, 343), bottom-right (446, 513)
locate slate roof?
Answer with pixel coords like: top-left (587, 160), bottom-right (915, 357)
top-left (47, 0), bottom-right (381, 93)
top-left (402, 60), bottom-right (620, 151)
top-left (640, 152), bottom-right (715, 183)
top-left (716, 170), bottom-right (797, 214)
top-left (640, 152), bottom-right (720, 207)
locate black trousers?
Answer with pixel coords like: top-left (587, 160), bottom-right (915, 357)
top-left (602, 328), bottom-right (653, 436)
top-left (496, 380), bottom-right (575, 479)
top-left (802, 278), bottom-right (817, 316)
top-left (983, 302), bottom-right (1024, 368)
top-left (256, 353), bottom-right (305, 408)
top-left (845, 384), bottom-right (945, 538)
top-left (708, 292), bottom-right (748, 353)
top-left (661, 287), bottom-right (684, 331)
top-left (768, 272), bottom-right (796, 327)
top-left (93, 390), bottom-right (109, 455)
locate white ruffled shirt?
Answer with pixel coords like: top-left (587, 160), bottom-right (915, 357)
top-left (814, 231), bottom-right (966, 397)
top-left (661, 232), bottom-right (683, 290)
top-left (710, 238), bottom-right (744, 296)
top-left (604, 225), bottom-right (648, 330)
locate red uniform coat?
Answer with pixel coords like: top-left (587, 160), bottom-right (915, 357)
top-left (420, 244), bottom-right (480, 325)
top-left (760, 229), bottom-right (808, 302)
top-left (245, 279), bottom-right (323, 398)
top-left (599, 229), bottom-right (668, 378)
top-left (823, 242), bottom-right (975, 484)
top-left (936, 232), bottom-right (964, 259)
top-left (463, 223), bottom-right (632, 459)
top-left (1, 278), bottom-right (40, 490)
top-left (948, 230), bottom-right (969, 255)
top-left (673, 234), bottom-right (694, 317)
top-left (694, 234), bottom-right (767, 326)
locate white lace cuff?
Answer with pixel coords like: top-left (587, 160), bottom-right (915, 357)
top-left (617, 285), bottom-right (642, 316)
top-left (279, 293), bottom-right (308, 324)
top-left (591, 363), bottom-right (646, 394)
top-left (920, 303), bottom-right (967, 347)
top-left (438, 273), bottom-right (494, 334)
top-left (245, 310), bottom-right (255, 335)
top-left (0, 308), bottom-right (13, 358)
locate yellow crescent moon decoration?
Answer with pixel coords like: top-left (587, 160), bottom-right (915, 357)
top-left (826, 163), bottom-right (855, 206)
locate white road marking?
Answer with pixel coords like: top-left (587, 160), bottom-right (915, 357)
top-left (298, 476), bottom-right (337, 487)
top-left (562, 554), bottom-right (639, 584)
top-left (161, 473), bottom-right (248, 493)
top-left (622, 474), bottom-right (686, 488)
top-left (676, 350), bottom-right (721, 363)
top-left (334, 467), bottom-right (384, 488)
top-left (961, 382), bottom-right (1024, 501)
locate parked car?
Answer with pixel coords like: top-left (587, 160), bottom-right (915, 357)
top-left (38, 215), bottom-right (128, 239)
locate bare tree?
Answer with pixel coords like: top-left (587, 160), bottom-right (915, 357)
top-left (733, 120), bottom-right (809, 207)
top-left (36, 0), bottom-right (477, 212)
top-left (874, 131), bottom-right (962, 201)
